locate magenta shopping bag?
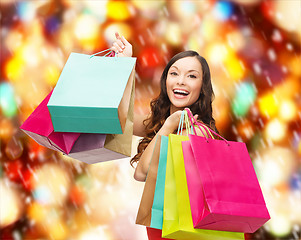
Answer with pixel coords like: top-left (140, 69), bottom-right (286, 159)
top-left (20, 91), bottom-right (80, 154)
top-left (182, 109), bottom-right (270, 233)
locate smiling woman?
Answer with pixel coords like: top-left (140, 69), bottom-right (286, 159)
top-left (110, 33), bottom-right (219, 182)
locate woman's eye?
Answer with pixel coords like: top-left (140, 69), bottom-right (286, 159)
top-left (170, 72), bottom-right (178, 76)
top-left (189, 74), bottom-right (197, 78)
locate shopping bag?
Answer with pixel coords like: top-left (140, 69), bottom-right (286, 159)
top-left (162, 133), bottom-right (244, 240)
top-left (146, 227), bottom-right (170, 240)
top-left (136, 135), bottom-right (162, 226)
top-left (67, 78), bottom-right (135, 164)
top-left (47, 50), bottom-right (136, 134)
top-left (20, 90), bottom-right (80, 154)
top-left (150, 135), bottom-right (169, 229)
top-left (182, 109), bottom-right (270, 233)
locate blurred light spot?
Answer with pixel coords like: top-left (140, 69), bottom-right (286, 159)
top-left (232, 82), bottom-right (257, 117)
top-left (264, 118), bottom-right (287, 142)
top-left (213, 1), bottom-right (233, 21)
top-left (107, 1), bottom-right (131, 20)
top-left (0, 179), bottom-right (23, 228)
top-left (269, 215), bottom-right (292, 237)
top-left (258, 93), bottom-right (279, 118)
top-left (17, 2), bottom-right (36, 22)
top-left (279, 99), bottom-right (297, 122)
top-left (0, 82), bottom-right (18, 118)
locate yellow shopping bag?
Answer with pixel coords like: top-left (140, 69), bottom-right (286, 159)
top-left (162, 133), bottom-right (245, 240)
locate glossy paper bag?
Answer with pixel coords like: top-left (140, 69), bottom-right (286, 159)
top-left (136, 135), bottom-right (161, 226)
top-left (162, 134), bottom-right (244, 240)
top-left (48, 52), bottom-right (136, 134)
top-left (183, 127), bottom-right (270, 232)
top-left (150, 135), bottom-right (169, 229)
top-left (20, 90), bottom-right (80, 154)
top-left (67, 79), bottom-right (135, 164)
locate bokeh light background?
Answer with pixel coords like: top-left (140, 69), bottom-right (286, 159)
top-left (0, 0), bottom-right (301, 239)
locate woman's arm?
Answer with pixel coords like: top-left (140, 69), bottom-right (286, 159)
top-left (134, 111), bottom-right (183, 181)
top-left (134, 111), bottom-right (206, 182)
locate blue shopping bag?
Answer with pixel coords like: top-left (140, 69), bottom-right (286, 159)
top-left (150, 135), bottom-right (168, 229)
top-left (47, 50), bottom-right (136, 134)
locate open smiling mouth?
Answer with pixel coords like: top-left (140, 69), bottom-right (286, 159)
top-left (173, 89), bottom-right (190, 98)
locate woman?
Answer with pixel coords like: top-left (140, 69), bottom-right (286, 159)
top-left (111, 32), bottom-right (219, 182)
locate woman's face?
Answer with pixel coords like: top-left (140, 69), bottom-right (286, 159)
top-left (166, 56), bottom-right (203, 112)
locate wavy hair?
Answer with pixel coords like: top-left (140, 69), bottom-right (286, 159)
top-left (130, 50), bottom-right (220, 167)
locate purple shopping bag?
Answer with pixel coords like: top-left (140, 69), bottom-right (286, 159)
top-left (181, 109), bottom-right (270, 233)
top-left (20, 90), bottom-right (80, 154)
top-left (67, 133), bottom-right (130, 164)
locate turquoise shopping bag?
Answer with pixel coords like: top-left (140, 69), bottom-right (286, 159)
top-left (150, 135), bottom-right (168, 229)
top-left (47, 51), bottom-right (136, 134)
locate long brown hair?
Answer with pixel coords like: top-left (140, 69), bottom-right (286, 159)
top-left (130, 50), bottom-right (220, 167)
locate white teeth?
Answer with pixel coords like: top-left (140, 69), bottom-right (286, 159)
top-left (173, 89), bottom-right (189, 95)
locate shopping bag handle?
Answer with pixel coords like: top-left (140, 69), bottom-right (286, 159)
top-left (183, 109), bottom-right (212, 140)
top-left (177, 110), bottom-right (194, 136)
top-left (185, 108), bottom-right (230, 146)
top-left (89, 48), bottom-right (117, 59)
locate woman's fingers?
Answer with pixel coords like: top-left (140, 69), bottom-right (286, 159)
top-left (113, 42), bottom-right (123, 53)
top-left (115, 32), bottom-right (121, 40)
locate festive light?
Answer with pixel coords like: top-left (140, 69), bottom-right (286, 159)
top-left (232, 82), bottom-right (256, 117)
top-left (255, 147), bottom-right (295, 186)
top-left (3, 159), bottom-right (23, 182)
top-left (107, 1), bottom-right (131, 21)
top-left (78, 226), bottom-right (113, 240)
top-left (5, 137), bottom-right (23, 160)
top-left (258, 93), bottom-right (279, 118)
top-left (268, 214), bottom-right (292, 237)
top-left (0, 82), bottom-right (18, 118)
top-left (226, 31), bottom-right (246, 51)
top-left (0, 118), bottom-right (15, 141)
top-left (264, 118), bottom-right (287, 142)
top-left (4, 54), bottom-right (24, 82)
top-left (230, 0), bottom-right (262, 6)
top-left (201, 16), bottom-right (221, 41)
top-left (213, 1), bottom-right (233, 21)
top-left (32, 163), bottom-right (71, 206)
top-left (16, 1), bottom-right (36, 22)
top-left (132, 0), bottom-right (165, 19)
top-left (84, 0), bottom-right (108, 23)
top-left (44, 64), bottom-right (61, 86)
top-left (265, 0), bottom-right (301, 40)
top-left (206, 43), bottom-right (229, 65)
top-left (74, 14), bottom-right (100, 50)
top-left (224, 55), bottom-right (245, 81)
top-left (164, 22), bottom-right (182, 46)
top-left (27, 202), bottom-right (49, 223)
top-left (0, 179), bottom-right (23, 228)
top-left (47, 220), bottom-right (69, 240)
top-left (279, 99), bottom-right (298, 122)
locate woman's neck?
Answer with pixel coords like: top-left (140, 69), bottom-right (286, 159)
top-left (169, 104), bottom-right (185, 115)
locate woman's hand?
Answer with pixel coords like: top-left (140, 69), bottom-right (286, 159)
top-left (159, 109), bottom-right (198, 136)
top-left (110, 32), bottom-right (133, 57)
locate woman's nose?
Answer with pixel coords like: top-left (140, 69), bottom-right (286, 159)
top-left (177, 75), bottom-right (185, 85)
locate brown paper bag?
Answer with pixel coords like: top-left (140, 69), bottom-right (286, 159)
top-left (136, 135), bottom-right (162, 226)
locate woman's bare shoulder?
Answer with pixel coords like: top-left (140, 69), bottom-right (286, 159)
top-left (133, 113), bottom-right (150, 137)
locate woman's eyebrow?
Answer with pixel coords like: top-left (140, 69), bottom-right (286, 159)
top-left (187, 70), bottom-right (200, 74)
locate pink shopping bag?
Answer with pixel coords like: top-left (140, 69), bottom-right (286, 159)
top-left (20, 90), bottom-right (80, 154)
top-left (182, 109), bottom-right (270, 233)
